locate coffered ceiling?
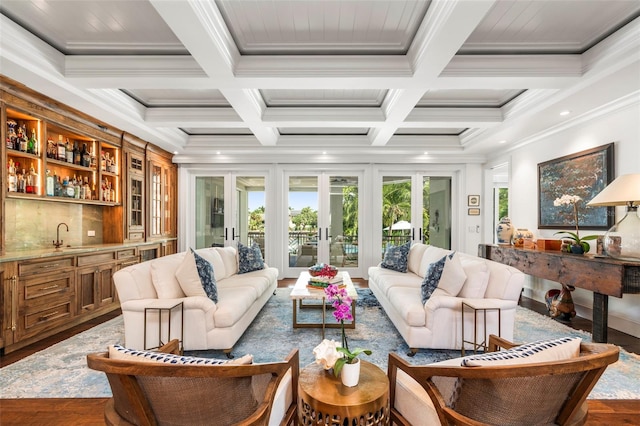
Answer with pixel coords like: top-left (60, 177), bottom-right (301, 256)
top-left (1, 0), bottom-right (639, 164)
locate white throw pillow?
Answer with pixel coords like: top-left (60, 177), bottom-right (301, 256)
top-left (175, 250), bottom-right (207, 297)
top-left (220, 246), bottom-right (238, 277)
top-left (196, 248), bottom-right (226, 282)
top-left (436, 252), bottom-right (467, 297)
top-left (461, 337), bottom-right (581, 367)
top-left (458, 259), bottom-right (490, 298)
top-left (150, 255), bottom-right (186, 299)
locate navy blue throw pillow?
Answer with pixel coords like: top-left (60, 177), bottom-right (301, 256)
top-left (421, 252), bottom-right (454, 304)
top-left (192, 249), bottom-right (218, 303)
top-left (380, 242), bottom-right (411, 273)
top-left (238, 242), bottom-right (265, 274)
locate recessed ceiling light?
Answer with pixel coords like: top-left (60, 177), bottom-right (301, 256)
top-left (560, 110), bottom-right (571, 116)
top-left (498, 140), bottom-right (507, 144)
top-left (173, 151), bottom-right (178, 155)
top-left (322, 151), bottom-right (327, 155)
top-left (216, 151), bottom-right (221, 155)
top-left (423, 151), bottom-right (429, 155)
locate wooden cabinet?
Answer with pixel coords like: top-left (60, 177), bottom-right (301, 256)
top-left (124, 147), bottom-right (145, 242)
top-left (13, 257), bottom-right (76, 345)
top-left (76, 252), bottom-right (117, 314)
top-left (147, 152), bottom-right (177, 240)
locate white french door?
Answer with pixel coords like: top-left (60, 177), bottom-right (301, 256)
top-left (284, 171), bottom-right (362, 277)
top-left (193, 172), bottom-right (270, 259)
top-left (378, 171), bottom-right (452, 260)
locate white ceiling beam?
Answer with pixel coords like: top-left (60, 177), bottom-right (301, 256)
top-left (370, 0), bottom-right (497, 146)
top-left (220, 89), bottom-right (278, 145)
top-left (145, 107), bottom-right (243, 127)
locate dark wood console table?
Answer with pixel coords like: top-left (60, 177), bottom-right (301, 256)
top-left (478, 244), bottom-right (640, 343)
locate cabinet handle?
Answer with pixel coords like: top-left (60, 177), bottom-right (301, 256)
top-left (6, 276), bottom-right (17, 331)
top-left (39, 311), bottom-right (59, 321)
top-left (40, 284), bottom-right (60, 291)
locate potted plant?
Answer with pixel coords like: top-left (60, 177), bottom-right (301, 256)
top-left (553, 195), bottom-right (598, 254)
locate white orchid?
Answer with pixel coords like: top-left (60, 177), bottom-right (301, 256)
top-left (553, 194), bottom-right (582, 207)
top-left (312, 339), bottom-right (342, 370)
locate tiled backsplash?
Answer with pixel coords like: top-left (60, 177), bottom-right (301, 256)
top-left (4, 199), bottom-right (104, 251)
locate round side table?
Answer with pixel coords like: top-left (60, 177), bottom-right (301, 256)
top-left (298, 360), bottom-right (390, 426)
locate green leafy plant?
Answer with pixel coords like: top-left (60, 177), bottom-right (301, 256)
top-left (553, 195), bottom-right (598, 253)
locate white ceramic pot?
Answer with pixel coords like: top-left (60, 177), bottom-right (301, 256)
top-left (340, 358), bottom-right (360, 387)
top-left (496, 217), bottom-right (513, 244)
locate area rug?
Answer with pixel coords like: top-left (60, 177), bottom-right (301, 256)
top-left (1, 289), bottom-right (639, 399)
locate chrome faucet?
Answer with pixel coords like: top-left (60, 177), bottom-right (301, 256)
top-left (53, 222), bottom-right (69, 249)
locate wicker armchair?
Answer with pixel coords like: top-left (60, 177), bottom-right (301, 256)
top-left (388, 335), bottom-right (619, 426)
top-left (87, 340), bottom-right (299, 426)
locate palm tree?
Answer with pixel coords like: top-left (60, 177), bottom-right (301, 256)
top-left (382, 180), bottom-right (411, 231)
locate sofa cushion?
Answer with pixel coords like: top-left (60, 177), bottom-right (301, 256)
top-left (461, 337), bottom-right (581, 367)
top-left (220, 247), bottom-right (238, 278)
top-left (388, 287), bottom-right (426, 327)
top-left (458, 258), bottom-right (490, 298)
top-left (407, 243), bottom-right (428, 275)
top-left (418, 246), bottom-right (451, 278)
top-left (175, 249), bottom-right (208, 298)
top-left (421, 253), bottom-right (454, 304)
top-left (109, 344), bottom-right (253, 365)
top-left (238, 242), bottom-right (265, 274)
top-left (214, 286), bottom-right (260, 328)
top-left (150, 254), bottom-right (186, 299)
top-left (436, 252), bottom-right (467, 297)
top-left (196, 248), bottom-right (226, 282)
top-left (381, 242), bottom-right (411, 273)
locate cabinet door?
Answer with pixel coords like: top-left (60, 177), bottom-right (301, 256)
top-left (77, 265), bottom-right (98, 313)
top-left (126, 150), bottom-right (145, 241)
top-left (98, 263), bottom-right (116, 306)
top-left (0, 262), bottom-right (19, 348)
top-left (149, 160), bottom-right (163, 238)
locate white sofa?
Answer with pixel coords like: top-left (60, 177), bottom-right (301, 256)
top-left (113, 246), bottom-right (278, 353)
top-left (368, 243), bottom-right (524, 353)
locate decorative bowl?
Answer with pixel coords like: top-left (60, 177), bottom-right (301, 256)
top-left (308, 264), bottom-right (338, 278)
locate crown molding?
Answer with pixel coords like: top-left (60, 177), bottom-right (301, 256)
top-left (443, 54), bottom-right (582, 78)
top-left (262, 107), bottom-right (384, 127)
top-left (65, 56), bottom-right (206, 80)
top-left (582, 16), bottom-right (640, 74)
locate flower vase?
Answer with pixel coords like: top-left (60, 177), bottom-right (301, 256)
top-left (496, 217), bottom-right (513, 244)
top-left (340, 358), bottom-right (360, 387)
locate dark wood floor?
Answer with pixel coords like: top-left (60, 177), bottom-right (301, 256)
top-left (1, 279), bottom-right (638, 425)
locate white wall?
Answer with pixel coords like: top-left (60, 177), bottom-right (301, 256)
top-left (497, 102), bottom-right (640, 337)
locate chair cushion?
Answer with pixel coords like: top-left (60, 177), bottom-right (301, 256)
top-left (238, 242), bottom-right (265, 274)
top-left (381, 242), bottom-right (411, 273)
top-left (109, 344), bottom-right (253, 365)
top-left (461, 337), bottom-right (581, 367)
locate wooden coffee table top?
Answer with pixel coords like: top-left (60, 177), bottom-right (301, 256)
top-left (299, 360), bottom-right (388, 409)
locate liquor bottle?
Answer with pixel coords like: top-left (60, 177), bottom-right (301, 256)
top-left (47, 135), bottom-right (56, 159)
top-left (81, 143), bottom-right (90, 167)
top-left (100, 150), bottom-right (106, 171)
top-left (73, 141), bottom-right (81, 165)
top-left (17, 168), bottom-right (26, 193)
top-left (45, 169), bottom-right (54, 196)
top-left (57, 135), bottom-right (66, 161)
top-left (90, 146), bottom-right (97, 168)
top-left (8, 160), bottom-right (17, 192)
top-left (110, 181), bottom-right (115, 203)
top-left (65, 138), bottom-right (73, 163)
top-left (84, 177), bottom-right (91, 200)
top-left (26, 163), bottom-right (38, 194)
top-left (54, 174), bottom-right (62, 197)
top-left (7, 119), bottom-right (17, 150)
top-left (28, 129), bottom-right (38, 155)
top-left (18, 125), bottom-right (28, 152)
top-left (65, 176), bottom-right (75, 198)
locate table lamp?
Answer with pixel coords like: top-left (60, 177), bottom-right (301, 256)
top-left (587, 173), bottom-right (640, 261)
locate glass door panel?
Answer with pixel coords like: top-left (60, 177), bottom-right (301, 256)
top-left (236, 176), bottom-right (266, 258)
top-left (195, 176), bottom-right (225, 248)
top-left (288, 176), bottom-right (318, 268)
top-left (381, 176), bottom-right (412, 256)
top-left (329, 176), bottom-right (358, 268)
top-left (423, 176), bottom-right (452, 249)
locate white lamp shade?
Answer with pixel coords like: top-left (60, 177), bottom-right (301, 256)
top-left (587, 174), bottom-right (640, 206)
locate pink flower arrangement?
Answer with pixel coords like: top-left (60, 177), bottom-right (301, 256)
top-left (324, 284), bottom-right (371, 376)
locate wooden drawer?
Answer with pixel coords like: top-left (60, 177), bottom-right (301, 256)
top-left (129, 231), bottom-right (145, 241)
top-left (23, 272), bottom-right (74, 302)
top-left (77, 252), bottom-right (116, 267)
top-left (19, 257), bottom-right (74, 276)
top-left (24, 299), bottom-right (73, 331)
top-left (117, 248), bottom-right (137, 259)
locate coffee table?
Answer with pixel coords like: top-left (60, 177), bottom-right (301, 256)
top-left (298, 360), bottom-right (390, 426)
top-left (290, 271), bottom-right (357, 339)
